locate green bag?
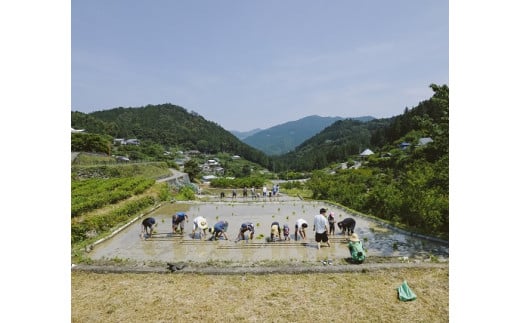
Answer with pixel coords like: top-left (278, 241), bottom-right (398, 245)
top-left (397, 280), bottom-right (417, 301)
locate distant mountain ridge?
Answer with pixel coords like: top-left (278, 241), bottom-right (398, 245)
top-left (230, 128), bottom-right (263, 140)
top-left (241, 115), bottom-right (375, 155)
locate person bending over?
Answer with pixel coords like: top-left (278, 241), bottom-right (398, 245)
top-left (294, 219), bottom-right (308, 241)
top-left (236, 222), bottom-right (255, 242)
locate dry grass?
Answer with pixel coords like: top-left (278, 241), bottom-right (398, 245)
top-left (72, 267), bottom-right (448, 322)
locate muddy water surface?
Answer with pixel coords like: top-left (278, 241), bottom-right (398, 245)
top-left (89, 197), bottom-right (449, 264)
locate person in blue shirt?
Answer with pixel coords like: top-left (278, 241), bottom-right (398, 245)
top-left (172, 212), bottom-right (189, 234)
top-left (236, 222), bottom-right (255, 242)
top-left (208, 220), bottom-right (229, 241)
top-left (140, 217), bottom-right (157, 239)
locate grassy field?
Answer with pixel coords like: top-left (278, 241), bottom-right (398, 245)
top-left (72, 267), bottom-right (448, 322)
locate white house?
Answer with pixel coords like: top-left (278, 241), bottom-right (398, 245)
top-left (418, 137), bottom-right (433, 146)
top-left (360, 148), bottom-right (374, 157)
top-left (125, 139), bottom-right (140, 145)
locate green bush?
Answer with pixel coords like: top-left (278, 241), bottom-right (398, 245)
top-left (158, 183), bottom-right (172, 201)
top-left (71, 196), bottom-right (155, 244)
top-left (175, 185), bottom-right (196, 201)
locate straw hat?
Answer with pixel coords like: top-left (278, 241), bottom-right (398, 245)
top-left (199, 219), bottom-right (208, 230)
top-left (349, 233), bottom-right (360, 242)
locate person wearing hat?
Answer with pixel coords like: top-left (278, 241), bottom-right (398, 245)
top-left (140, 217), bottom-right (157, 239)
top-left (191, 216), bottom-right (209, 240)
top-left (208, 220), bottom-right (229, 241)
top-left (347, 233), bottom-right (366, 264)
top-left (313, 208), bottom-right (330, 249)
top-left (337, 217), bottom-right (356, 236)
top-left (294, 218), bottom-right (308, 241)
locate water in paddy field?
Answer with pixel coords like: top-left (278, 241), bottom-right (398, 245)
top-left (88, 198), bottom-right (449, 264)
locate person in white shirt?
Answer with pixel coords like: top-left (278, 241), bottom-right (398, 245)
top-left (191, 216), bottom-right (209, 240)
top-left (294, 218), bottom-right (308, 241)
top-left (313, 208), bottom-right (330, 249)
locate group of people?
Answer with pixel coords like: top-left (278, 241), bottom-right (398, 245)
top-left (140, 212), bottom-right (228, 241)
top-left (315, 208), bottom-right (365, 263)
top-left (236, 185), bottom-right (280, 201)
top-left (326, 211), bottom-right (357, 236)
top-left (140, 207), bottom-right (366, 263)
top-left (219, 185), bottom-right (281, 201)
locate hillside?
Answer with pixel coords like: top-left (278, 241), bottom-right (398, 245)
top-left (241, 115), bottom-right (374, 155)
top-left (71, 104), bottom-right (270, 168)
top-left (272, 117), bottom-right (391, 171)
top-left (271, 85), bottom-right (448, 172)
top-left (300, 84), bottom-right (449, 237)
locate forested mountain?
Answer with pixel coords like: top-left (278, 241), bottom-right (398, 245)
top-left (271, 118), bottom-right (390, 171)
top-left (71, 104), bottom-right (270, 167)
top-left (242, 115), bottom-right (374, 156)
top-left (230, 128), bottom-right (263, 140)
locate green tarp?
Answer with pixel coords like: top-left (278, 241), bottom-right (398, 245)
top-left (397, 280), bottom-right (417, 301)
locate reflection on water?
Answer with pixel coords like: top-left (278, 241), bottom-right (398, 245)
top-left (89, 198), bottom-right (448, 263)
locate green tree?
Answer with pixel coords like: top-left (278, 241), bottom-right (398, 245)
top-left (183, 159), bottom-right (200, 181)
top-left (71, 133), bottom-right (112, 155)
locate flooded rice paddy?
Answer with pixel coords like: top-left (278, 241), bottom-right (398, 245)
top-left (89, 196), bottom-right (449, 264)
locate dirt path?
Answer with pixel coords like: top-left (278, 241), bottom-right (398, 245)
top-left (73, 256), bottom-right (448, 275)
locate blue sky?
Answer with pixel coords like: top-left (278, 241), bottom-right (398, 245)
top-left (72, 0), bottom-right (448, 131)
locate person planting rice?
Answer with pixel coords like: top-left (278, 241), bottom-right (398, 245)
top-left (270, 221), bottom-right (281, 242)
top-left (191, 216), bottom-right (209, 239)
top-left (140, 217), bottom-right (157, 239)
top-left (236, 222), bottom-right (255, 242)
top-left (337, 218), bottom-right (356, 236)
top-left (172, 212), bottom-right (189, 234)
top-left (294, 218), bottom-right (308, 241)
top-left (208, 220), bottom-right (229, 241)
